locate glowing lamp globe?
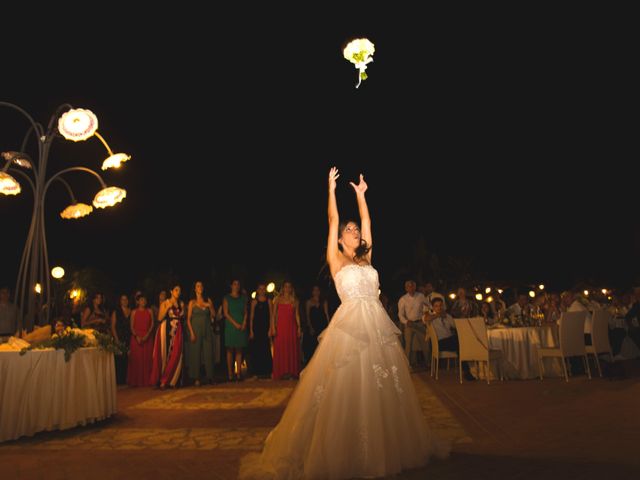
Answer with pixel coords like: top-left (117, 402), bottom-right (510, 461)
top-left (102, 153), bottom-right (131, 170)
top-left (58, 108), bottom-right (98, 141)
top-left (0, 172), bottom-right (21, 195)
top-left (51, 267), bottom-right (65, 279)
top-left (60, 203), bottom-right (93, 219)
top-left (93, 186), bottom-right (126, 209)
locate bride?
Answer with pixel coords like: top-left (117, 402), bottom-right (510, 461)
top-left (240, 168), bottom-right (448, 479)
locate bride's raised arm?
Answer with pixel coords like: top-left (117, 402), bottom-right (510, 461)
top-left (327, 167), bottom-right (341, 277)
top-left (349, 173), bottom-right (372, 263)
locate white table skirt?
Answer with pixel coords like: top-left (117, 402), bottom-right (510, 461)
top-left (0, 347), bottom-right (116, 442)
top-left (471, 326), bottom-right (564, 380)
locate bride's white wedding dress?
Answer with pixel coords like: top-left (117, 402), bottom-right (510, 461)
top-left (239, 264), bottom-right (448, 479)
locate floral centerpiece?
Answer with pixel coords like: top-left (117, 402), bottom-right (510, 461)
top-left (19, 327), bottom-right (126, 361)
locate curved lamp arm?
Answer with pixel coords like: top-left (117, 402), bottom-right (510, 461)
top-left (0, 102), bottom-right (44, 169)
top-left (46, 103), bottom-right (74, 134)
top-left (6, 167), bottom-right (36, 199)
top-left (43, 166), bottom-right (107, 200)
top-left (94, 132), bottom-right (114, 156)
top-left (53, 177), bottom-right (77, 204)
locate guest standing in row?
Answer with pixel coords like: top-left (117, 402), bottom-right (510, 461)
top-left (111, 294), bottom-right (132, 384)
top-left (249, 283), bottom-right (273, 378)
top-left (304, 285), bottom-right (329, 362)
top-left (81, 292), bottom-right (110, 334)
top-left (128, 292), bottom-right (154, 386)
top-left (224, 279), bottom-right (247, 381)
top-left (150, 285), bottom-right (185, 389)
top-left (271, 281), bottom-right (301, 380)
top-left (186, 281), bottom-right (216, 386)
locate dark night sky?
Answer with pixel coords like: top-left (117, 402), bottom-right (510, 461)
top-left (1, 8), bottom-right (637, 300)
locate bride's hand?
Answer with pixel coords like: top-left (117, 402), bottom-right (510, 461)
top-left (328, 167), bottom-right (340, 191)
top-left (349, 173), bottom-right (368, 195)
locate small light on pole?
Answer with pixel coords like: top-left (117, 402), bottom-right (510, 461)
top-left (51, 266), bottom-right (65, 279)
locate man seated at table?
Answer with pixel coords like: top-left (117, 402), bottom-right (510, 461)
top-left (507, 293), bottom-right (531, 326)
top-left (424, 297), bottom-right (474, 381)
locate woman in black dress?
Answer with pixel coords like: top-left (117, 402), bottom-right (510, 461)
top-left (249, 283), bottom-right (273, 378)
top-left (304, 285), bottom-right (330, 362)
top-left (111, 293), bottom-right (132, 384)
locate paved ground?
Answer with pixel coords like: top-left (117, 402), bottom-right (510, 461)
top-left (1, 368), bottom-right (639, 479)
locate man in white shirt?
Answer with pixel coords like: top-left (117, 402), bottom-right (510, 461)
top-left (425, 297), bottom-right (474, 380)
top-left (398, 280), bottom-right (427, 368)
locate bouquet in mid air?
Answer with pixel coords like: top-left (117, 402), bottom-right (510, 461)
top-left (343, 38), bottom-right (375, 89)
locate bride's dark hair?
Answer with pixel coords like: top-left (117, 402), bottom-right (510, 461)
top-left (338, 220), bottom-right (371, 264)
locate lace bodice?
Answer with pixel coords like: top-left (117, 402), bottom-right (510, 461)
top-left (334, 264), bottom-right (380, 301)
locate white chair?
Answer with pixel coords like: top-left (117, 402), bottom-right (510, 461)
top-left (586, 309), bottom-right (614, 377)
top-left (454, 317), bottom-right (503, 384)
top-left (537, 310), bottom-right (591, 382)
top-left (427, 322), bottom-right (458, 379)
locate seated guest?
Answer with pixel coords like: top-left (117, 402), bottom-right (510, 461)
top-left (450, 287), bottom-right (478, 318)
top-left (543, 293), bottom-right (562, 324)
top-left (490, 292), bottom-right (508, 322)
top-left (424, 297), bottom-right (474, 380)
top-left (480, 301), bottom-right (496, 325)
top-left (507, 293), bottom-right (531, 326)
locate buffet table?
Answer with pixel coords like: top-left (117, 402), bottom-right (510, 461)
top-left (0, 347), bottom-right (116, 442)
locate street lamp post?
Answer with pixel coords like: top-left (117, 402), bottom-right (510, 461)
top-left (0, 101), bottom-right (129, 332)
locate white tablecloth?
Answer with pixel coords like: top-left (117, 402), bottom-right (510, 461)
top-left (472, 326), bottom-right (564, 380)
top-left (0, 347), bottom-right (116, 442)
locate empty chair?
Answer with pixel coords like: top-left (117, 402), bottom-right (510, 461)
top-left (537, 310), bottom-right (591, 382)
top-left (586, 308), bottom-right (614, 377)
top-left (427, 322), bottom-right (458, 379)
top-left (454, 317), bottom-right (503, 384)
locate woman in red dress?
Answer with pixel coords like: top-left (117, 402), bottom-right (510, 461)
top-left (127, 292), bottom-right (155, 386)
top-left (271, 281), bottom-right (302, 379)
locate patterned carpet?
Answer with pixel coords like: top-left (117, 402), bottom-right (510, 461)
top-left (0, 374), bottom-right (468, 453)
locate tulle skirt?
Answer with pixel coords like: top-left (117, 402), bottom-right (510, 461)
top-left (239, 296), bottom-right (449, 479)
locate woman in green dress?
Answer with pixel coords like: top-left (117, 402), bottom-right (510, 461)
top-left (223, 279), bottom-right (248, 381)
top-left (186, 281), bottom-right (216, 386)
